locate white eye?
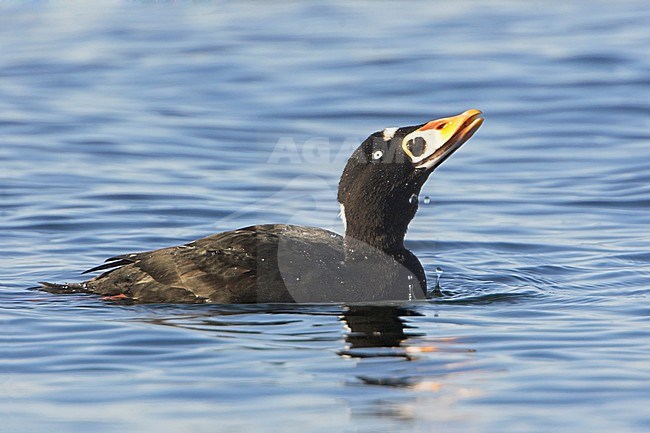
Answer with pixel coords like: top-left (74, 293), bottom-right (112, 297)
top-left (372, 150), bottom-right (383, 160)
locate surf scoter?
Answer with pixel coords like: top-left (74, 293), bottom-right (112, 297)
top-left (41, 109), bottom-right (483, 303)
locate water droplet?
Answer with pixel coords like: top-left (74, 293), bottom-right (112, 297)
top-left (296, 277), bottom-right (300, 281)
top-left (435, 266), bottom-right (443, 287)
top-left (423, 196), bottom-right (431, 205)
top-left (407, 275), bottom-right (413, 280)
top-left (409, 193), bottom-right (418, 204)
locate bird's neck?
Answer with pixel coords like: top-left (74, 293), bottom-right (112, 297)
top-left (340, 201), bottom-right (415, 256)
top-left (339, 199), bottom-right (428, 296)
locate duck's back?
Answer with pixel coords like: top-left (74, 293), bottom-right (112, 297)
top-left (81, 224), bottom-right (343, 303)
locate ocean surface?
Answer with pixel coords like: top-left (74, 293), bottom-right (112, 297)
top-left (1, 1), bottom-right (649, 432)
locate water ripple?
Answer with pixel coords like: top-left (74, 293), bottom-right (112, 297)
top-left (2, 1), bottom-right (650, 433)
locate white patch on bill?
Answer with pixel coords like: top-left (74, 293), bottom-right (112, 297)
top-left (382, 127), bottom-right (398, 141)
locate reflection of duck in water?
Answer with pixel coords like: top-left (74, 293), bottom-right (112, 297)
top-left (340, 305), bottom-right (422, 355)
top-left (41, 110), bottom-right (483, 303)
top-left (340, 305), bottom-right (476, 391)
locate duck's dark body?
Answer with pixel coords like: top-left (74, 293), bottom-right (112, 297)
top-left (40, 109), bottom-right (483, 304)
top-left (49, 224), bottom-right (426, 303)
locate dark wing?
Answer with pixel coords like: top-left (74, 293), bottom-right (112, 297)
top-left (83, 225), bottom-right (281, 303)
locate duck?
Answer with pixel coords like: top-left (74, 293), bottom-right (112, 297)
top-left (40, 109), bottom-right (483, 303)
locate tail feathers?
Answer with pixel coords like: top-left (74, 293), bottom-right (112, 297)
top-left (38, 281), bottom-right (88, 293)
top-left (82, 255), bottom-right (136, 275)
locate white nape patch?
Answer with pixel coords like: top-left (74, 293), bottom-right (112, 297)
top-left (382, 127), bottom-right (398, 141)
top-left (339, 203), bottom-right (347, 231)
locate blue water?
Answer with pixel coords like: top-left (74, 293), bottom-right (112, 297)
top-left (2, 1), bottom-right (649, 432)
